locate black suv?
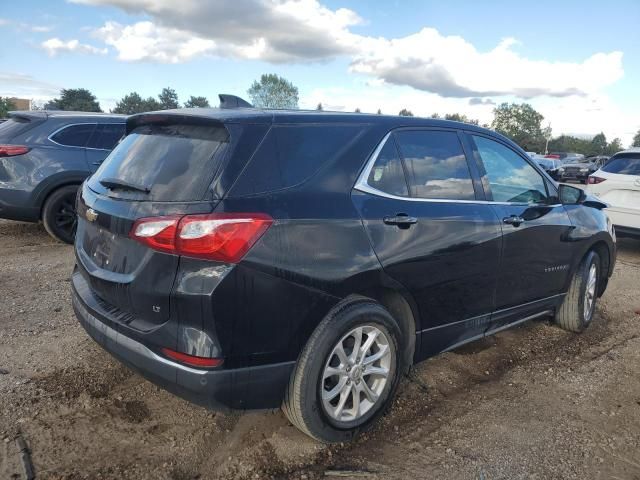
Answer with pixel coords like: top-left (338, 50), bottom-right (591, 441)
top-left (0, 111), bottom-right (125, 242)
top-left (72, 101), bottom-right (616, 442)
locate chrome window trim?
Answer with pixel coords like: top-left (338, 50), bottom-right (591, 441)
top-left (48, 122), bottom-right (125, 151)
top-left (354, 130), bottom-right (561, 207)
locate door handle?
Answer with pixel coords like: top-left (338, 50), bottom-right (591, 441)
top-left (383, 214), bottom-right (418, 229)
top-left (503, 215), bottom-right (525, 227)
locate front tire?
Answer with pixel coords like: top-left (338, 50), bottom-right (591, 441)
top-left (283, 298), bottom-right (402, 443)
top-left (42, 185), bottom-right (79, 244)
top-left (555, 251), bottom-right (600, 332)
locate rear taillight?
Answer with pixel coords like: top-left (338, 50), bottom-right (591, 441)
top-left (161, 348), bottom-right (223, 368)
top-left (0, 145), bottom-right (30, 157)
top-left (130, 213), bottom-right (273, 263)
top-left (588, 176), bottom-right (606, 184)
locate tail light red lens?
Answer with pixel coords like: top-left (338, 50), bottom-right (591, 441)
top-left (161, 348), bottom-right (223, 368)
top-left (130, 213), bottom-right (273, 263)
top-left (0, 145), bottom-right (30, 157)
top-left (588, 176), bottom-right (606, 184)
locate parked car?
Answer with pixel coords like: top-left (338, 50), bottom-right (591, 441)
top-left (534, 156), bottom-right (563, 180)
top-left (587, 149), bottom-right (640, 238)
top-left (556, 155), bottom-right (608, 184)
top-left (0, 110), bottom-right (126, 243)
top-left (71, 101), bottom-right (616, 443)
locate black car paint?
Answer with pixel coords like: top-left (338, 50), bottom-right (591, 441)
top-left (72, 109), bottom-right (616, 411)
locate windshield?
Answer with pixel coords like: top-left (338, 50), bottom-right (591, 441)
top-left (88, 123), bottom-right (229, 201)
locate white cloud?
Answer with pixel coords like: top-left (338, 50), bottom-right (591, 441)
top-left (0, 72), bottom-right (61, 99)
top-left (349, 30), bottom-right (624, 98)
top-left (41, 37), bottom-right (107, 56)
top-left (74, 0), bottom-right (362, 63)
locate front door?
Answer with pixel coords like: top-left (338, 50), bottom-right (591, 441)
top-left (352, 128), bottom-right (502, 358)
top-left (468, 133), bottom-right (574, 327)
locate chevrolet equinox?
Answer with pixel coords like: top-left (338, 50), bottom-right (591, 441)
top-left (72, 98), bottom-right (616, 442)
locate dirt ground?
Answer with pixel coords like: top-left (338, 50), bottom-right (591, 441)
top-left (1, 218), bottom-right (639, 480)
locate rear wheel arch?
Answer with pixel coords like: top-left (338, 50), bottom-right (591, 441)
top-left (39, 181), bottom-right (82, 218)
top-left (352, 288), bottom-right (417, 371)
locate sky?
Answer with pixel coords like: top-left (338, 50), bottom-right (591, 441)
top-left (1, 0), bottom-right (639, 146)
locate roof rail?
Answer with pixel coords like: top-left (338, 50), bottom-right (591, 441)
top-left (218, 94), bottom-right (253, 109)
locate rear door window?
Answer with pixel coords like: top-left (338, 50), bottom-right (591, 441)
top-left (87, 123), bottom-right (125, 150)
top-left (50, 123), bottom-right (96, 148)
top-left (601, 155), bottom-right (640, 175)
top-left (88, 123), bottom-right (229, 201)
top-left (394, 130), bottom-right (476, 200)
top-left (366, 137), bottom-right (409, 196)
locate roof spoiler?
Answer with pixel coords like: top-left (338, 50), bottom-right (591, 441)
top-left (218, 94), bottom-right (253, 109)
top-left (8, 110), bottom-right (48, 121)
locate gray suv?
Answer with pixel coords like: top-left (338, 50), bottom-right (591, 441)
top-left (0, 111), bottom-right (125, 242)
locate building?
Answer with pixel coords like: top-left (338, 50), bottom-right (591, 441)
top-left (8, 97), bottom-right (32, 110)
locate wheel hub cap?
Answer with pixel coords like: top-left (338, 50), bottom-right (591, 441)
top-left (320, 325), bottom-right (392, 423)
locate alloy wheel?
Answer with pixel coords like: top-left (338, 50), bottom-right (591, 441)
top-left (320, 325), bottom-right (392, 423)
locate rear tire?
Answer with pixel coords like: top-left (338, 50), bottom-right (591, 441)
top-left (42, 185), bottom-right (79, 244)
top-left (283, 298), bottom-right (402, 443)
top-left (555, 251), bottom-right (600, 332)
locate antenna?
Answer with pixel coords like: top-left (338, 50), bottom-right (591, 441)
top-left (218, 94), bottom-right (253, 109)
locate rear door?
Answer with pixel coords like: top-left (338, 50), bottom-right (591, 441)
top-left (84, 123), bottom-right (126, 172)
top-left (467, 133), bottom-right (574, 326)
top-left (352, 128), bottom-right (502, 357)
top-left (49, 122), bottom-right (96, 169)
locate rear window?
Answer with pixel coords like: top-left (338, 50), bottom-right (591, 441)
top-left (230, 124), bottom-right (366, 195)
top-left (0, 117), bottom-right (43, 141)
top-left (88, 123), bottom-right (229, 201)
top-left (601, 154), bottom-right (640, 175)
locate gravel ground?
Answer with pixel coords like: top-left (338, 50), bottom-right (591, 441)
top-left (1, 218), bottom-right (639, 480)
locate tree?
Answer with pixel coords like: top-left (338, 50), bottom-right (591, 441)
top-left (590, 132), bottom-right (607, 155)
top-left (316, 103), bottom-right (323, 111)
top-left (158, 87), bottom-right (179, 110)
top-left (444, 113), bottom-right (479, 125)
top-left (633, 130), bottom-right (640, 148)
top-left (376, 109), bottom-right (382, 115)
top-left (112, 92), bottom-right (161, 114)
top-left (355, 107), bottom-right (361, 113)
top-left (184, 96), bottom-right (210, 108)
top-left (0, 97), bottom-right (16, 118)
top-left (398, 108), bottom-right (413, 117)
top-left (606, 138), bottom-right (623, 155)
top-left (247, 74), bottom-right (299, 109)
top-left (491, 103), bottom-right (545, 151)
top-left (45, 88), bottom-right (101, 112)
top-left (430, 113), bottom-right (441, 119)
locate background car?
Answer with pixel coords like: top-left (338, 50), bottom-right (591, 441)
top-left (587, 148), bottom-right (640, 238)
top-left (557, 155), bottom-right (608, 184)
top-left (534, 156), bottom-right (563, 180)
top-left (0, 110), bottom-right (125, 242)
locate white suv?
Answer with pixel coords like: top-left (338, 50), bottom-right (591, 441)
top-left (587, 148), bottom-right (640, 238)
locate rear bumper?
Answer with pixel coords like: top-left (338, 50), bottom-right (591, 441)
top-left (0, 191), bottom-right (39, 222)
top-left (558, 172), bottom-right (589, 182)
top-left (71, 273), bottom-right (294, 411)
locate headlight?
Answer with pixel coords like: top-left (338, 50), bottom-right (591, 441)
top-left (580, 168), bottom-right (589, 172)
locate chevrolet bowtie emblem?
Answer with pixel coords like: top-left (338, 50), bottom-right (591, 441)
top-left (86, 208), bottom-right (98, 222)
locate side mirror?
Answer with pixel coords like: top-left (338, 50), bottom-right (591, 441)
top-left (558, 184), bottom-right (585, 205)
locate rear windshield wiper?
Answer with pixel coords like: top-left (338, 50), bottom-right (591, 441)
top-left (99, 177), bottom-right (151, 194)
